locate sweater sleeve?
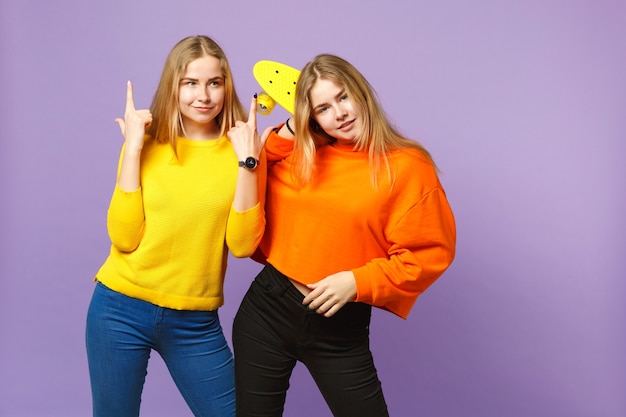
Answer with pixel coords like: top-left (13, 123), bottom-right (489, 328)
top-left (265, 125), bottom-right (294, 163)
top-left (107, 185), bottom-right (146, 252)
top-left (226, 149), bottom-right (267, 258)
top-left (352, 187), bottom-right (456, 319)
top-left (106, 143), bottom-right (146, 252)
top-left (247, 128), bottom-right (291, 261)
top-left (225, 204), bottom-right (265, 257)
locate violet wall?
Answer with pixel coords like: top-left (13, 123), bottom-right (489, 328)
top-left (1, 0), bottom-right (624, 416)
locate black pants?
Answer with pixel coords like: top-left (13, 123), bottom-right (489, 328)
top-left (233, 264), bottom-right (389, 417)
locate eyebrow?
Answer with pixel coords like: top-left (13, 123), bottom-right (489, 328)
top-left (180, 75), bottom-right (224, 83)
top-left (313, 88), bottom-right (346, 111)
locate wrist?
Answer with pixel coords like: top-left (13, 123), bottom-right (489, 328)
top-left (285, 118), bottom-right (295, 136)
top-left (123, 146), bottom-right (142, 158)
top-left (238, 156), bottom-right (259, 170)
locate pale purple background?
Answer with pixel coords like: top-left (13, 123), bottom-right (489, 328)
top-left (1, 0), bottom-right (624, 416)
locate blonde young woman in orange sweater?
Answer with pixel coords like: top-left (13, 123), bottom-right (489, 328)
top-left (233, 54), bottom-right (456, 416)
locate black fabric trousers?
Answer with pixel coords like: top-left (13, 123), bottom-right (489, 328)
top-left (233, 264), bottom-right (389, 417)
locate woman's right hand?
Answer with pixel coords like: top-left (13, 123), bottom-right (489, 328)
top-left (115, 81), bottom-right (152, 153)
top-left (114, 81), bottom-right (151, 192)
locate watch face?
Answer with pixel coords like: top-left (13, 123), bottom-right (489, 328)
top-left (244, 157), bottom-right (257, 169)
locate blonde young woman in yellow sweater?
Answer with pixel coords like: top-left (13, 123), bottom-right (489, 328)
top-left (233, 54), bottom-right (456, 416)
top-left (86, 36), bottom-right (268, 417)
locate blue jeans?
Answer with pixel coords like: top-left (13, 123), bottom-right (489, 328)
top-left (233, 264), bottom-right (389, 417)
top-left (86, 282), bottom-right (235, 417)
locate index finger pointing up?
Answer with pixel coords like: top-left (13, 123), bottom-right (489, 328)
top-left (247, 94), bottom-right (257, 129)
top-left (125, 80), bottom-right (136, 112)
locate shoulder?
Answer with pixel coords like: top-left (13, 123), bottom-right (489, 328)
top-left (383, 148), bottom-right (441, 197)
top-left (265, 130), bottom-right (295, 161)
top-left (390, 147), bottom-right (436, 176)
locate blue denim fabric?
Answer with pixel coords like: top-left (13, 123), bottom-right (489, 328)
top-left (86, 282), bottom-right (235, 417)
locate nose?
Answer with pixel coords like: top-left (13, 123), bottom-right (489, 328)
top-left (334, 104), bottom-right (348, 120)
top-left (198, 87), bottom-right (210, 102)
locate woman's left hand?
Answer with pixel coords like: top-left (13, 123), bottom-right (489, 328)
top-left (227, 94), bottom-right (272, 160)
top-left (303, 271), bottom-right (357, 317)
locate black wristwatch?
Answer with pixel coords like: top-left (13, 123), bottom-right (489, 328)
top-left (238, 157), bottom-right (259, 170)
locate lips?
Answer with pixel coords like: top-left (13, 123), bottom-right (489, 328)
top-left (338, 119), bottom-right (355, 130)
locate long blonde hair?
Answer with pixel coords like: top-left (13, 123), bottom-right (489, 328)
top-left (292, 54), bottom-right (435, 186)
top-left (147, 35), bottom-right (246, 156)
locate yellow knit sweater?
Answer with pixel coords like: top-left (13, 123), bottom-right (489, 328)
top-left (96, 135), bottom-right (265, 311)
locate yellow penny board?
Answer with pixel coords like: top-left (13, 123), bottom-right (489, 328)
top-left (253, 60), bottom-right (301, 115)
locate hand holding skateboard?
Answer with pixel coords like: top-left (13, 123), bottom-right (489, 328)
top-left (253, 60), bottom-right (301, 115)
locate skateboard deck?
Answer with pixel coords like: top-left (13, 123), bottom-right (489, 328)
top-left (253, 60), bottom-right (301, 115)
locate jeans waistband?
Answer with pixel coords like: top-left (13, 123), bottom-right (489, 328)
top-left (260, 263), bottom-right (308, 302)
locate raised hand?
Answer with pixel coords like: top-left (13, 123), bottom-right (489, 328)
top-left (227, 94), bottom-right (273, 161)
top-left (114, 81), bottom-right (151, 192)
top-left (303, 271), bottom-right (358, 318)
top-left (115, 81), bottom-right (153, 153)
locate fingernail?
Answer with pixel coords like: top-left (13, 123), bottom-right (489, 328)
top-left (254, 93), bottom-right (257, 98)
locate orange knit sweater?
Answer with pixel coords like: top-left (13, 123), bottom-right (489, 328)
top-left (257, 131), bottom-right (456, 319)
